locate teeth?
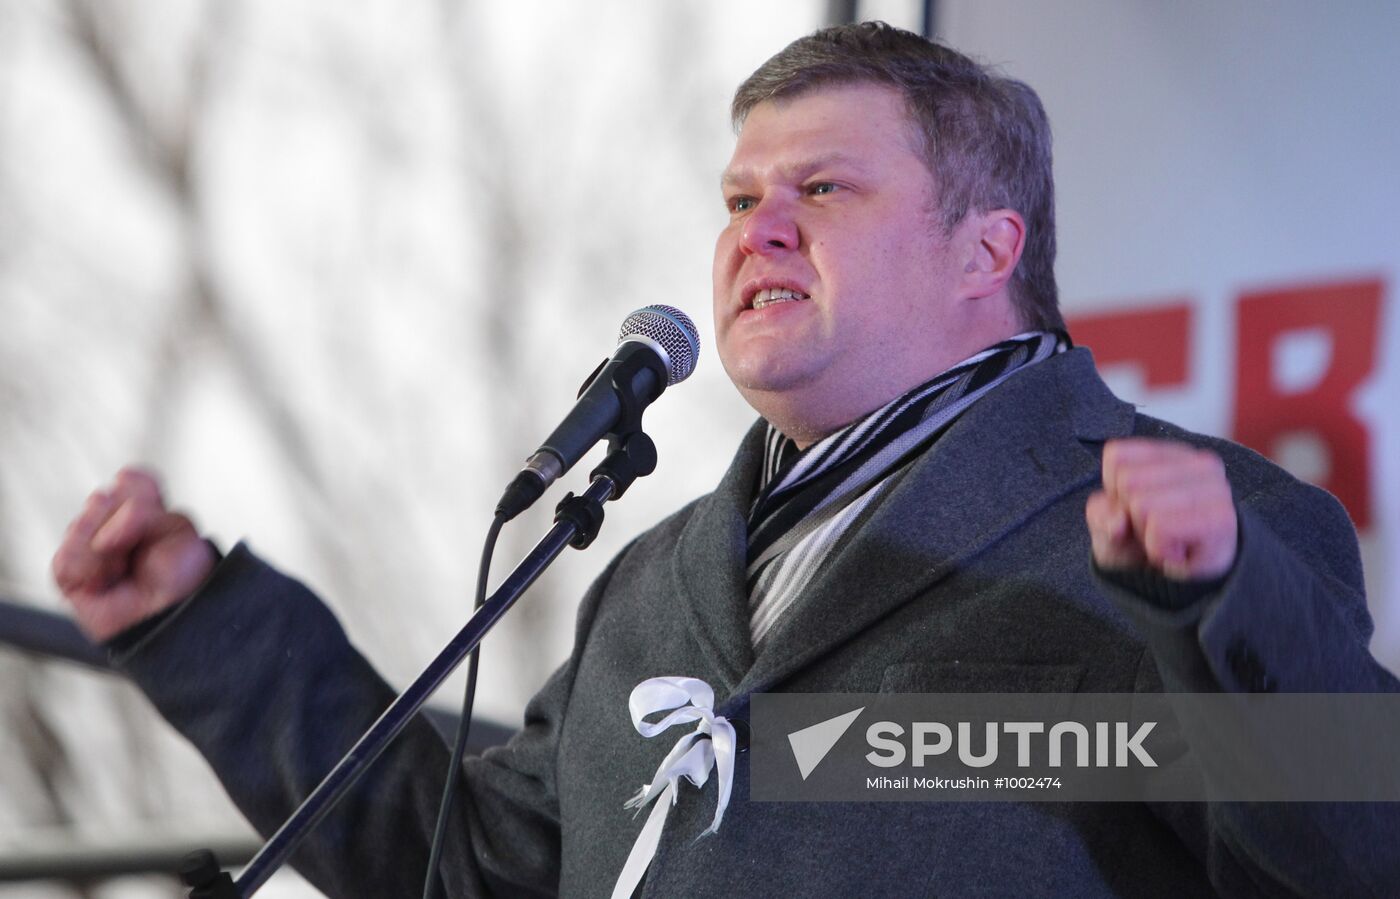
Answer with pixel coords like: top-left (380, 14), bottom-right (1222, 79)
top-left (751, 287), bottom-right (809, 310)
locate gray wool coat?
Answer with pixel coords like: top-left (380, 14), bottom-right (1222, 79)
top-left (117, 348), bottom-right (1399, 898)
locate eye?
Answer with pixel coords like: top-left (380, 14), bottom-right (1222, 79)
top-left (727, 195), bottom-right (756, 213)
top-left (806, 181), bottom-right (840, 196)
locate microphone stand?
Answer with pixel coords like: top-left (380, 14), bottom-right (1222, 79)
top-left (182, 430), bottom-right (659, 898)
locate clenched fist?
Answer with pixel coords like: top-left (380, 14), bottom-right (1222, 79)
top-left (51, 467), bottom-right (216, 643)
top-left (1085, 439), bottom-right (1238, 582)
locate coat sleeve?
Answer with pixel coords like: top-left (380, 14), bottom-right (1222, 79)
top-left (113, 540), bottom-right (621, 898)
top-left (1101, 479), bottom-right (1400, 897)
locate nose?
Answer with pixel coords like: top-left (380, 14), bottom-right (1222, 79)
top-left (738, 196), bottom-right (798, 256)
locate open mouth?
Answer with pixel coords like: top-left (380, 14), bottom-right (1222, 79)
top-left (749, 287), bottom-right (811, 311)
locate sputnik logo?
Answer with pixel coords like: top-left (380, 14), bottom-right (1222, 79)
top-left (787, 707), bottom-right (865, 780)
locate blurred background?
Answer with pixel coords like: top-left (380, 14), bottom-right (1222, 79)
top-left (1, 0), bottom-right (1396, 895)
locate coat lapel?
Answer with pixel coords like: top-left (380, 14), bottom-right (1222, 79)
top-left (737, 348), bottom-right (1136, 693)
top-left (669, 422), bottom-right (767, 695)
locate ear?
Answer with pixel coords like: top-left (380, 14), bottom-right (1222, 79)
top-left (959, 209), bottom-right (1026, 300)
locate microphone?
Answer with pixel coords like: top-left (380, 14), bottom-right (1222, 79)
top-left (495, 305), bottom-right (700, 521)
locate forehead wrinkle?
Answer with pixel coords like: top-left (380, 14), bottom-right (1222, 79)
top-left (721, 152), bottom-right (875, 191)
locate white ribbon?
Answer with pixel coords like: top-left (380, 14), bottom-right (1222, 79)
top-left (610, 676), bottom-right (737, 899)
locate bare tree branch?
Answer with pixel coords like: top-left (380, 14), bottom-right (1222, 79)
top-left (63, 0), bottom-right (359, 597)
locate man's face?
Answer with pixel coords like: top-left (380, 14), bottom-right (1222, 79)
top-left (713, 82), bottom-right (975, 446)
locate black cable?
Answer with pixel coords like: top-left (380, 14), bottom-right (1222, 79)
top-left (422, 512), bottom-right (506, 899)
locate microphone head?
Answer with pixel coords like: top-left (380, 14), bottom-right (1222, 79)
top-left (618, 305), bottom-right (700, 386)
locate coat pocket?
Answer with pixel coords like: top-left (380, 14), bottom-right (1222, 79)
top-left (880, 661), bottom-right (1084, 694)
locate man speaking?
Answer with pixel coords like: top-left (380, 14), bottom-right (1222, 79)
top-left (51, 22), bottom-right (1397, 898)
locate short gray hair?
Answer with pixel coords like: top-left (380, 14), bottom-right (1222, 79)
top-left (732, 22), bottom-right (1062, 331)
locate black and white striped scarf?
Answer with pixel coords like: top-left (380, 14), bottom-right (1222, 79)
top-left (746, 330), bottom-right (1069, 646)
